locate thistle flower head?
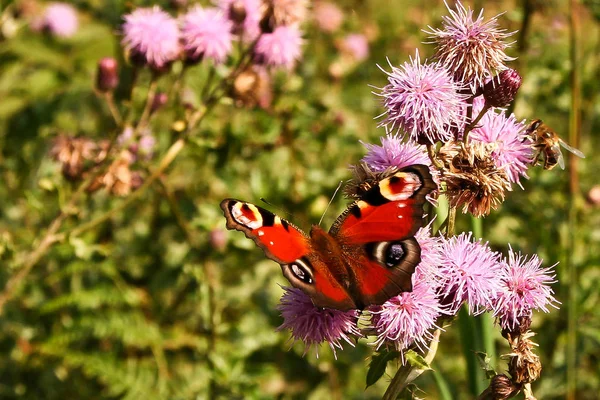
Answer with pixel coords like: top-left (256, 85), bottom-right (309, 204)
top-left (218, 0), bottom-right (261, 40)
top-left (277, 287), bottom-right (361, 357)
top-left (425, 1), bottom-right (514, 91)
top-left (439, 141), bottom-right (512, 217)
top-left (438, 232), bottom-right (504, 314)
top-left (494, 249), bottom-right (559, 331)
top-left (339, 33), bottom-right (369, 62)
top-left (96, 57), bottom-right (119, 93)
top-left (370, 281), bottom-right (443, 353)
top-left (270, 0), bottom-right (309, 26)
top-left (413, 225), bottom-right (446, 290)
top-left (469, 101), bottom-right (533, 186)
top-left (182, 6), bottom-right (234, 64)
top-left (377, 52), bottom-right (468, 145)
top-left (361, 134), bottom-right (431, 172)
top-left (35, 2), bottom-right (79, 38)
top-left (254, 25), bottom-right (303, 70)
top-left (122, 6), bottom-right (181, 71)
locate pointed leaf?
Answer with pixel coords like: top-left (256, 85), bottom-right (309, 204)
top-left (405, 350), bottom-right (431, 371)
top-left (366, 349), bottom-right (401, 388)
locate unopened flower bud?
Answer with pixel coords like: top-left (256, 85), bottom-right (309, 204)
top-left (483, 69), bottom-right (522, 107)
top-left (96, 57), bottom-right (119, 93)
top-left (151, 92), bottom-right (168, 114)
top-left (229, 0), bottom-right (247, 24)
top-left (490, 374), bottom-right (520, 400)
top-left (587, 185), bottom-right (600, 206)
top-left (169, 0), bottom-right (188, 10)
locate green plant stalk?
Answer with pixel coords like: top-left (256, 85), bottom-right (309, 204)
top-left (458, 307), bottom-right (486, 396)
top-left (471, 216), bottom-right (497, 369)
top-left (432, 367), bottom-right (453, 400)
top-left (566, 0), bottom-right (581, 398)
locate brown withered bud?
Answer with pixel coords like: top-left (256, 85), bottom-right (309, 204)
top-left (271, 0), bottom-right (308, 26)
top-left (490, 374), bottom-right (520, 400)
top-left (89, 151), bottom-right (136, 196)
top-left (151, 92), bottom-right (168, 114)
top-left (507, 332), bottom-right (542, 385)
top-left (502, 316), bottom-right (532, 339)
top-left (229, 0), bottom-right (247, 24)
top-left (483, 69), bottom-right (522, 107)
top-left (169, 0), bottom-right (188, 10)
top-left (96, 57), bottom-right (119, 93)
top-left (232, 66), bottom-right (272, 109)
top-left (51, 136), bottom-right (99, 180)
top-left (259, 4), bottom-right (276, 34)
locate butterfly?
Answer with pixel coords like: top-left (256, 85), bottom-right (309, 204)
top-left (220, 165), bottom-right (436, 311)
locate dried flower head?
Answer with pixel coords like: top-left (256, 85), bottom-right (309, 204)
top-left (438, 232), bottom-right (504, 314)
top-left (34, 2), bottom-right (79, 38)
top-left (507, 331), bottom-right (542, 384)
top-left (254, 25), bottom-right (303, 70)
top-left (370, 281), bottom-right (443, 354)
top-left (377, 52), bottom-right (467, 144)
top-left (122, 6), bottom-right (181, 71)
top-left (232, 65), bottom-right (273, 108)
top-left (51, 136), bottom-right (99, 179)
top-left (277, 287), bottom-right (361, 357)
top-left (182, 6), bottom-right (234, 64)
top-left (469, 102), bottom-right (532, 186)
top-left (425, 1), bottom-right (514, 91)
top-left (439, 141), bottom-right (512, 217)
top-left (313, 1), bottom-right (343, 33)
top-left (218, 0), bottom-right (261, 40)
top-left (89, 151), bottom-right (137, 196)
top-left (490, 374), bottom-right (521, 400)
top-left (494, 249), bottom-right (559, 331)
top-left (269, 0), bottom-right (309, 26)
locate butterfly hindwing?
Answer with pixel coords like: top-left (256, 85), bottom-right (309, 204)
top-left (220, 199), bottom-right (357, 310)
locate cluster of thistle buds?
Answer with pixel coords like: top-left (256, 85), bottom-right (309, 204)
top-left (276, 3), bottom-right (559, 399)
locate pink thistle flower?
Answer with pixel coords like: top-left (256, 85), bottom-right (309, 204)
top-left (254, 25), bottom-right (303, 70)
top-left (438, 232), bottom-right (504, 315)
top-left (370, 281), bottom-right (444, 353)
top-left (361, 134), bottom-right (431, 172)
top-left (413, 225), bottom-right (446, 290)
top-left (377, 52), bottom-right (468, 144)
top-left (339, 33), bottom-right (369, 62)
top-left (494, 249), bottom-right (559, 330)
top-left (217, 0), bottom-right (261, 41)
top-left (36, 2), bottom-right (79, 38)
top-left (181, 6), bottom-right (234, 64)
top-left (469, 101), bottom-right (533, 187)
top-left (314, 1), bottom-right (344, 33)
top-left (425, 1), bottom-right (514, 91)
top-left (277, 287), bottom-right (361, 357)
top-left (122, 6), bottom-right (181, 71)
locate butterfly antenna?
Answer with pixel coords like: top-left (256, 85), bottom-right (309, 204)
top-left (319, 181), bottom-right (344, 226)
top-left (260, 198), bottom-right (293, 217)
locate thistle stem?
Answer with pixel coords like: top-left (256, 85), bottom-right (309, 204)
top-left (104, 92), bottom-right (123, 127)
top-left (463, 105), bottom-right (491, 143)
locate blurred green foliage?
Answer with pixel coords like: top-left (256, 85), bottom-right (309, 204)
top-left (0, 0), bottom-right (599, 399)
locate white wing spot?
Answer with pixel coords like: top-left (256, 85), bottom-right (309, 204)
top-left (269, 241), bottom-right (274, 246)
top-left (397, 215), bottom-right (403, 219)
top-left (258, 230), bottom-right (264, 236)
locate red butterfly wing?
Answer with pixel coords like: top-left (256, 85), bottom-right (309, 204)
top-left (330, 165), bottom-right (436, 308)
top-left (220, 199), bottom-right (357, 310)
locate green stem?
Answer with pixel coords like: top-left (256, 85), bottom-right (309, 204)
top-left (104, 92), bottom-right (123, 127)
top-left (135, 78), bottom-right (159, 135)
top-left (446, 206), bottom-right (457, 238)
top-left (463, 105), bottom-right (491, 143)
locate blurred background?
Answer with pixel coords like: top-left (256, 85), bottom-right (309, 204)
top-left (0, 0), bottom-right (599, 399)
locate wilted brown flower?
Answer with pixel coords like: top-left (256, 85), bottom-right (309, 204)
top-left (232, 65), bottom-right (272, 108)
top-left (88, 151), bottom-right (137, 196)
top-left (439, 141), bottom-right (512, 217)
top-left (268, 0), bottom-right (308, 26)
top-left (50, 136), bottom-right (99, 179)
top-left (490, 374), bottom-right (521, 400)
top-left (506, 331), bottom-right (542, 384)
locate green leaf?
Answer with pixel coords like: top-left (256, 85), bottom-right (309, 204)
top-left (405, 349), bottom-right (432, 371)
top-left (366, 349), bottom-right (401, 388)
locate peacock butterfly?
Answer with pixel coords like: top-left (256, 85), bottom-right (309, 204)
top-left (220, 164), bottom-right (436, 311)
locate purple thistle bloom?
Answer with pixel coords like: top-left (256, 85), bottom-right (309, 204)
top-left (361, 134), bottom-right (431, 172)
top-left (340, 33), bottom-right (369, 62)
top-left (413, 225), bottom-right (446, 290)
top-left (377, 52), bottom-right (468, 145)
top-left (469, 98), bottom-right (533, 186)
top-left (425, 1), bottom-right (514, 91)
top-left (370, 281), bottom-right (444, 353)
top-left (255, 25), bottom-right (303, 70)
top-left (217, 0), bottom-right (261, 41)
top-left (122, 6), bottom-right (181, 71)
top-left (277, 287), bottom-right (361, 357)
top-left (494, 249), bottom-right (559, 330)
top-left (36, 2), bottom-right (79, 38)
top-left (438, 232), bottom-right (504, 315)
top-left (182, 6), bottom-right (234, 64)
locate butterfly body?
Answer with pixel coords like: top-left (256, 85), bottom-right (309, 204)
top-left (221, 165), bottom-right (436, 311)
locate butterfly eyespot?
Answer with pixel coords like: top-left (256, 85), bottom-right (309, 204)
top-left (368, 241), bottom-right (408, 269)
top-left (289, 259), bottom-right (314, 284)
